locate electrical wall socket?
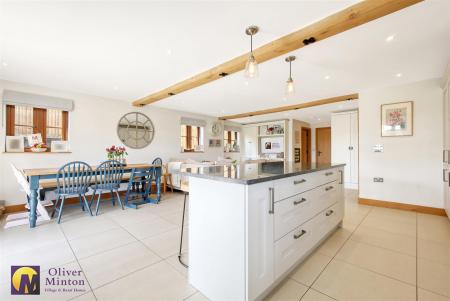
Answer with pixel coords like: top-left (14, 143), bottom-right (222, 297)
top-left (373, 177), bottom-right (384, 183)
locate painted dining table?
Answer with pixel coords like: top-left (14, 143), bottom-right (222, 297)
top-left (22, 163), bottom-right (162, 228)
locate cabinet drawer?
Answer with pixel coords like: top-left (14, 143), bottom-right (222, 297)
top-left (274, 181), bottom-right (340, 241)
top-left (274, 201), bottom-right (344, 279)
top-left (273, 168), bottom-right (339, 201)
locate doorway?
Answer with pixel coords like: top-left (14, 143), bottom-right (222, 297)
top-left (316, 127), bottom-right (331, 164)
top-left (301, 127), bottom-right (311, 166)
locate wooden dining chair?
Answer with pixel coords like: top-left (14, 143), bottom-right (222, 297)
top-left (91, 160), bottom-right (125, 215)
top-left (52, 161), bottom-right (93, 223)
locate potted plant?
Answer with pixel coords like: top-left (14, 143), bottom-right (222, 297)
top-left (106, 145), bottom-right (128, 165)
top-left (31, 142), bottom-right (48, 152)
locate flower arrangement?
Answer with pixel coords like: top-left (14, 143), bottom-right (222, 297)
top-left (106, 145), bottom-right (128, 164)
top-left (31, 142), bottom-right (48, 152)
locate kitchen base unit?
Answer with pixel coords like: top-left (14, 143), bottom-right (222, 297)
top-left (183, 162), bottom-right (345, 301)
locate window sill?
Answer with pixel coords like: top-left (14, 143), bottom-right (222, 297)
top-left (181, 151), bottom-right (205, 153)
top-left (224, 151), bottom-right (240, 153)
top-left (3, 151), bottom-right (72, 154)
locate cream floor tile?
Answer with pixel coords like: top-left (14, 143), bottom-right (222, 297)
top-left (418, 214), bottom-right (450, 245)
top-left (184, 291), bottom-right (210, 301)
top-left (316, 228), bottom-right (352, 257)
top-left (159, 210), bottom-right (189, 227)
top-left (69, 291), bottom-right (96, 301)
top-left (336, 240), bottom-right (416, 285)
top-left (290, 252), bottom-right (332, 286)
top-left (69, 227), bottom-right (137, 259)
top-left (369, 206), bottom-right (417, 224)
top-left (418, 238), bottom-right (450, 266)
top-left (94, 261), bottom-right (196, 300)
top-left (361, 213), bottom-right (416, 237)
top-left (351, 225), bottom-right (416, 256)
top-left (418, 289), bottom-right (450, 301)
top-left (165, 252), bottom-right (189, 277)
top-left (265, 279), bottom-right (308, 301)
top-left (418, 258), bottom-right (450, 297)
top-left (300, 288), bottom-right (336, 301)
top-left (104, 206), bottom-right (159, 227)
top-left (141, 227), bottom-right (188, 258)
top-left (0, 222), bottom-right (66, 257)
top-left (120, 216), bottom-right (178, 240)
top-left (60, 215), bottom-right (119, 240)
top-left (79, 241), bottom-right (161, 289)
top-left (0, 240), bottom-right (75, 285)
top-left (312, 260), bottom-right (416, 301)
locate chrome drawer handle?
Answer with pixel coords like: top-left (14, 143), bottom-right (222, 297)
top-left (293, 198), bottom-right (307, 205)
top-left (325, 210), bottom-right (334, 216)
top-left (268, 187), bottom-right (274, 214)
top-left (294, 179), bottom-right (306, 185)
top-left (325, 172), bottom-right (334, 176)
top-left (325, 186), bottom-right (334, 191)
top-left (293, 230), bottom-right (307, 239)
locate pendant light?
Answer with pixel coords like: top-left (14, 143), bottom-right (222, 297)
top-left (285, 56), bottom-right (296, 96)
top-left (245, 25), bottom-right (259, 78)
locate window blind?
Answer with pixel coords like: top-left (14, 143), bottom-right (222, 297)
top-left (2, 90), bottom-right (74, 111)
top-left (224, 125), bottom-right (241, 132)
top-left (180, 117), bottom-right (206, 127)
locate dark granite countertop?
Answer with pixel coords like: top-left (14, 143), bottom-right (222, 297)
top-left (180, 162), bottom-right (345, 185)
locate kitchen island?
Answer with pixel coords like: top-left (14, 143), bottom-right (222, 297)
top-left (182, 162), bottom-right (345, 301)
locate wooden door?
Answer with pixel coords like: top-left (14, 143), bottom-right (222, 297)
top-left (316, 127), bottom-right (331, 164)
top-left (301, 128), bottom-right (311, 166)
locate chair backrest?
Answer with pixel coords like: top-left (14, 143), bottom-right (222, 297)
top-left (95, 160), bottom-right (124, 189)
top-left (151, 157), bottom-right (163, 179)
top-left (57, 161), bottom-right (92, 195)
top-left (11, 163), bottom-right (31, 196)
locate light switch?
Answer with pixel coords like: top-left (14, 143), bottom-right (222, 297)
top-left (373, 144), bottom-right (384, 152)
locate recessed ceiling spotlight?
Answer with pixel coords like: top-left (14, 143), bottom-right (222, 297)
top-left (113, 86), bottom-right (119, 91)
top-left (385, 35), bottom-right (395, 42)
top-left (324, 75), bottom-right (330, 80)
top-left (317, 118), bottom-right (321, 121)
top-left (396, 73), bottom-right (403, 77)
top-left (244, 80), bottom-right (249, 86)
top-left (167, 49), bottom-right (172, 55)
top-left (1, 62), bottom-right (8, 67)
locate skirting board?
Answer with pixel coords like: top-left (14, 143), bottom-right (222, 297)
top-left (358, 198), bottom-right (447, 217)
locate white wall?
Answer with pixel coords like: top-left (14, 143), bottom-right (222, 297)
top-left (0, 80), bottom-right (238, 205)
top-left (359, 78), bottom-right (443, 208)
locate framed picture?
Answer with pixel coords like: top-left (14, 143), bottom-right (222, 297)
top-left (51, 141), bottom-right (69, 152)
top-left (381, 101), bottom-right (413, 137)
top-left (6, 136), bottom-right (24, 152)
top-left (25, 133), bottom-right (43, 148)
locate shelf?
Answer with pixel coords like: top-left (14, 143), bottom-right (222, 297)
top-left (3, 151), bottom-right (72, 154)
top-left (258, 134), bottom-right (285, 138)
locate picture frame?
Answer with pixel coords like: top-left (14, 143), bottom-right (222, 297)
top-left (6, 136), bottom-right (25, 153)
top-left (381, 101), bottom-right (413, 137)
top-left (51, 140), bottom-right (69, 152)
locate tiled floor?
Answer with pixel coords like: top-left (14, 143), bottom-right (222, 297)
top-left (1, 190), bottom-right (449, 301)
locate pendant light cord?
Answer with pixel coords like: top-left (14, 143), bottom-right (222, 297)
top-left (250, 34), bottom-right (253, 54)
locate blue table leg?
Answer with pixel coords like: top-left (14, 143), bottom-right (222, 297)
top-left (29, 176), bottom-right (39, 228)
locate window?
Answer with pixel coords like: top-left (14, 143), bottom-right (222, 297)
top-left (180, 124), bottom-right (204, 152)
top-left (224, 130), bottom-right (240, 152)
top-left (6, 105), bottom-right (68, 151)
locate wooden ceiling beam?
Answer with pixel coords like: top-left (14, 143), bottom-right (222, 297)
top-left (132, 0), bottom-right (422, 107)
top-left (218, 94), bottom-right (359, 120)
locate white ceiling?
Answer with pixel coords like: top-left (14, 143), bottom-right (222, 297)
top-left (1, 1), bottom-right (449, 123)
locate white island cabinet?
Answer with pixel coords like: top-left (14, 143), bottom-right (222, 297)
top-left (185, 163), bottom-right (345, 301)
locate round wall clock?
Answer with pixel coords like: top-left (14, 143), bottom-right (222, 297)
top-left (117, 112), bottom-right (155, 149)
top-left (211, 121), bottom-right (222, 137)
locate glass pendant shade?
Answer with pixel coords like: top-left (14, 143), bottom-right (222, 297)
top-left (285, 77), bottom-right (295, 96)
top-left (245, 54), bottom-right (258, 78)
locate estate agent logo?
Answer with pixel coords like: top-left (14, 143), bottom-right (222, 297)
top-left (11, 266), bottom-right (40, 295)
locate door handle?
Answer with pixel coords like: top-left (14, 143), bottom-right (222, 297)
top-left (294, 179), bottom-right (306, 185)
top-left (348, 146), bottom-right (354, 150)
top-left (318, 151), bottom-right (322, 156)
top-left (293, 198), bottom-right (307, 205)
top-left (339, 170), bottom-right (343, 184)
top-left (326, 210), bottom-right (334, 216)
top-left (293, 230), bottom-right (307, 239)
top-left (325, 186), bottom-right (334, 191)
top-left (268, 187), bottom-right (274, 214)
top-left (325, 172), bottom-right (334, 176)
